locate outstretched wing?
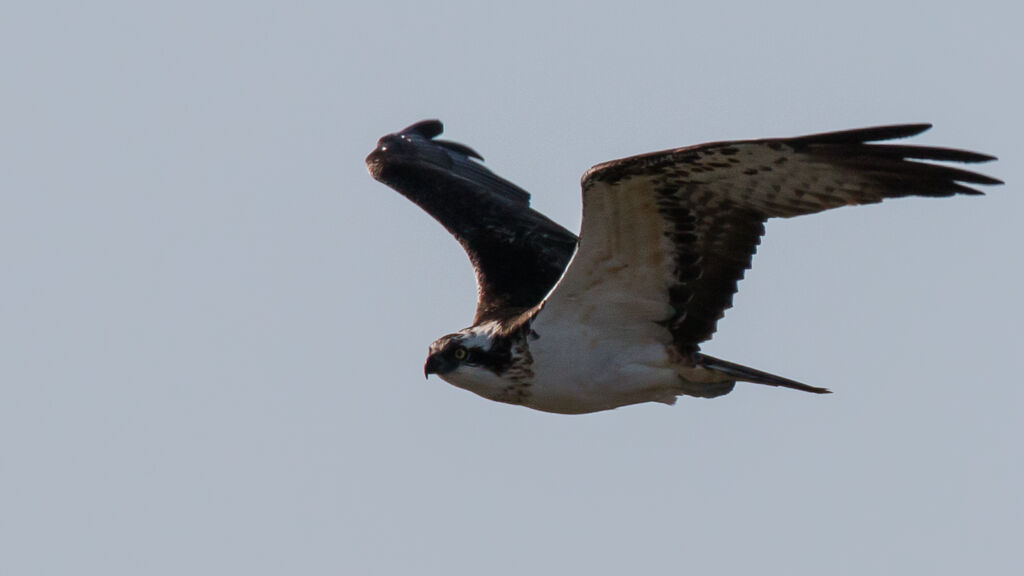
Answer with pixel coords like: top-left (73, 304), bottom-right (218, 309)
top-left (367, 120), bottom-right (578, 323)
top-left (541, 124), bottom-right (1001, 357)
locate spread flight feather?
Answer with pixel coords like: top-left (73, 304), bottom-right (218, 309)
top-left (367, 120), bottom-right (1000, 412)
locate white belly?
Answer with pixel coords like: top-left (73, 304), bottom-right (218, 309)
top-left (522, 321), bottom-right (684, 414)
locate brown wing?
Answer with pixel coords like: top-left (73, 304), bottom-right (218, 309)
top-left (558, 124), bottom-right (1001, 356)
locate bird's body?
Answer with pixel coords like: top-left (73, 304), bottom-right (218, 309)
top-left (435, 316), bottom-right (692, 414)
top-left (367, 120), bottom-right (1000, 414)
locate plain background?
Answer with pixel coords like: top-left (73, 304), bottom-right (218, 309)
top-left (2, 1), bottom-right (1021, 574)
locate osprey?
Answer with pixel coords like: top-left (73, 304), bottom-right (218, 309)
top-left (366, 120), bottom-right (1000, 414)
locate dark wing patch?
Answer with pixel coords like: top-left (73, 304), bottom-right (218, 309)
top-left (654, 193), bottom-right (766, 356)
top-left (583, 124), bottom-right (1001, 354)
top-left (367, 120), bottom-right (578, 323)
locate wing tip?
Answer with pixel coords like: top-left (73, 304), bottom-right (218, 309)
top-left (798, 125), bottom-right (1002, 194)
top-left (790, 123), bottom-right (933, 146)
top-left (399, 119), bottom-right (485, 161)
top-left (405, 119), bottom-right (444, 139)
top-left (958, 150), bottom-right (999, 164)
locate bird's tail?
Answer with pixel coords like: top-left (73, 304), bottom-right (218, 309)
top-left (696, 354), bottom-right (831, 394)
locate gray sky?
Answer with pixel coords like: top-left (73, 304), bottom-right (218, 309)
top-left (2, 1), bottom-right (1021, 574)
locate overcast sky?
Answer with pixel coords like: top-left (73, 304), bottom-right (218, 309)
top-left (2, 1), bottom-right (1021, 575)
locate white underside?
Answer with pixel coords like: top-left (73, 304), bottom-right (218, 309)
top-left (523, 312), bottom-right (685, 413)
top-left (437, 310), bottom-right (732, 414)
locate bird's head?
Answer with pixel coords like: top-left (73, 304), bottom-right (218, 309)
top-left (424, 324), bottom-right (522, 398)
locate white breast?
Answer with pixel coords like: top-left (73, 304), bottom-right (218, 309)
top-left (524, 309), bottom-right (683, 414)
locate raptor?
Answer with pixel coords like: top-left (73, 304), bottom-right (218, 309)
top-left (366, 120), bottom-right (1000, 414)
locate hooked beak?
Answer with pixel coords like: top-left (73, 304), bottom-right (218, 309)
top-left (423, 354), bottom-right (454, 378)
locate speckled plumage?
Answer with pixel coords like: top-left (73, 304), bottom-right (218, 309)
top-left (367, 121), bottom-right (1001, 413)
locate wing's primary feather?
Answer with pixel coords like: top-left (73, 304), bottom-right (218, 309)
top-left (366, 120), bottom-right (578, 323)
top-left (548, 124), bottom-right (1001, 356)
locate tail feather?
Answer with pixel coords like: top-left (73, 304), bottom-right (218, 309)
top-left (696, 354), bottom-right (831, 394)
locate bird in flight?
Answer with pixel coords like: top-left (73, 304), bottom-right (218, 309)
top-left (366, 120), bottom-right (1000, 414)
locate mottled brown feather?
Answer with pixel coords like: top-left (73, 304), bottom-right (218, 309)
top-left (581, 124), bottom-right (1001, 353)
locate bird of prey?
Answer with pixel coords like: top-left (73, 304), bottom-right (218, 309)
top-left (366, 120), bottom-right (1000, 414)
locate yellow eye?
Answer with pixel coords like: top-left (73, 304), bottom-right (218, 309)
top-left (453, 347), bottom-right (468, 360)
